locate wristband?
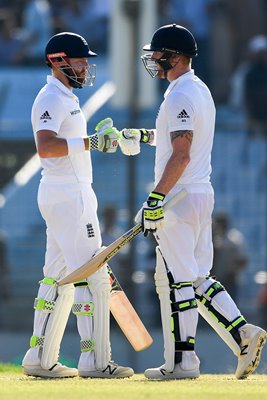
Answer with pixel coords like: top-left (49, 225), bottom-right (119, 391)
top-left (88, 134), bottom-right (99, 150)
top-left (140, 129), bottom-right (149, 143)
top-left (66, 137), bottom-right (85, 155)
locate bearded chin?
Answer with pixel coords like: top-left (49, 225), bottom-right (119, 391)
top-left (67, 76), bottom-right (84, 89)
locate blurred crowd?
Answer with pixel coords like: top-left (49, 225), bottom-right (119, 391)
top-left (0, 0), bottom-right (111, 65)
top-left (0, 0), bottom-right (267, 103)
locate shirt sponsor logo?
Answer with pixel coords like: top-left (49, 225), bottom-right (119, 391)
top-left (86, 223), bottom-right (95, 238)
top-left (177, 109), bottom-right (190, 122)
top-left (40, 111), bottom-right (51, 121)
top-left (70, 109), bottom-right (81, 116)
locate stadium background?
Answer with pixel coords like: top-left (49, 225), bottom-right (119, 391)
top-left (0, 0), bottom-right (266, 373)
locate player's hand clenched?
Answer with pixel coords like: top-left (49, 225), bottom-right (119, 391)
top-left (142, 191), bottom-right (165, 236)
top-left (88, 118), bottom-right (120, 153)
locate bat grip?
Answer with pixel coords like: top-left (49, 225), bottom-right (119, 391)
top-left (135, 189), bottom-right (187, 224)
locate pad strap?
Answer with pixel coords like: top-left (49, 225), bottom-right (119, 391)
top-left (80, 339), bottom-right (94, 352)
top-left (175, 336), bottom-right (195, 352)
top-left (39, 277), bottom-right (57, 286)
top-left (34, 298), bottom-right (55, 313)
top-left (74, 281), bottom-right (89, 288)
top-left (172, 298), bottom-right (197, 312)
top-left (170, 282), bottom-right (193, 290)
top-left (30, 335), bottom-right (45, 348)
top-left (72, 302), bottom-right (94, 316)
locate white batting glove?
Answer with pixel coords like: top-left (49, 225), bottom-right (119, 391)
top-left (88, 118), bottom-right (120, 153)
top-left (119, 129), bottom-right (141, 156)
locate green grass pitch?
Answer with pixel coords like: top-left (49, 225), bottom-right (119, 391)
top-left (1, 364), bottom-right (267, 400)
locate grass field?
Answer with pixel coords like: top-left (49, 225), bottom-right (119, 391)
top-left (1, 364), bottom-right (267, 400)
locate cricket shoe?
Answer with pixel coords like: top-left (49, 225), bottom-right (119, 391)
top-left (23, 362), bottom-right (78, 378)
top-left (144, 364), bottom-right (200, 380)
top-left (79, 361), bottom-right (134, 378)
top-left (235, 324), bottom-right (267, 379)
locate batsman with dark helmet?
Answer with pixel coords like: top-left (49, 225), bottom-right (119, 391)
top-left (22, 32), bottom-right (134, 379)
top-left (119, 24), bottom-right (267, 380)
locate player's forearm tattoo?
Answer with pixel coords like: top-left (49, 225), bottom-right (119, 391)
top-left (170, 130), bottom-right (193, 144)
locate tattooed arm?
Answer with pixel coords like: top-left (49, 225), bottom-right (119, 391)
top-left (153, 130), bottom-right (193, 195)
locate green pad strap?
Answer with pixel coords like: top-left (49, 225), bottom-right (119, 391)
top-left (30, 335), bottom-right (45, 348)
top-left (34, 298), bottom-right (55, 312)
top-left (39, 277), bottom-right (57, 286)
top-left (72, 302), bottom-right (94, 316)
top-left (172, 298), bottom-right (198, 312)
top-left (227, 316), bottom-right (247, 332)
top-left (200, 281), bottom-right (225, 305)
top-left (170, 281), bottom-right (193, 290)
top-left (80, 339), bottom-right (94, 352)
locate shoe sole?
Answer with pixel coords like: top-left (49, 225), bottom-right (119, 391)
top-left (144, 369), bottom-right (200, 380)
top-left (23, 367), bottom-right (78, 379)
top-left (236, 331), bottom-right (267, 379)
top-left (79, 370), bottom-right (134, 379)
top-left (79, 372), bottom-right (133, 379)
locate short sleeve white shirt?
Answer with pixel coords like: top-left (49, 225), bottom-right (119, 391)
top-left (155, 70), bottom-right (216, 188)
top-left (32, 76), bottom-right (92, 183)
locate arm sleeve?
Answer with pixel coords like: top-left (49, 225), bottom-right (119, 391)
top-left (33, 93), bottom-right (67, 134)
top-left (165, 92), bottom-right (195, 133)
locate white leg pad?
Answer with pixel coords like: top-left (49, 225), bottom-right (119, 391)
top-left (89, 266), bottom-right (111, 369)
top-left (155, 246), bottom-right (175, 372)
top-left (194, 277), bottom-right (243, 356)
top-left (22, 279), bottom-right (74, 369)
top-left (41, 284), bottom-right (74, 369)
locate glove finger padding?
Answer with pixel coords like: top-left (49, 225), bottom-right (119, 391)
top-left (119, 129), bottom-right (141, 156)
top-left (95, 118), bottom-right (113, 132)
top-left (119, 137), bottom-right (140, 155)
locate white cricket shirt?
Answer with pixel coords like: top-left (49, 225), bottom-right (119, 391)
top-left (155, 70), bottom-right (216, 189)
top-left (32, 75), bottom-right (92, 183)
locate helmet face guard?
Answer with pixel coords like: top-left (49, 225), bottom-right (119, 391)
top-left (142, 24), bottom-right (197, 78)
top-left (47, 52), bottom-right (96, 88)
top-left (141, 52), bottom-right (174, 78)
top-left (45, 32), bottom-right (97, 88)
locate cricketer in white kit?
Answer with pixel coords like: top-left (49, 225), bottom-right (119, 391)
top-left (119, 24), bottom-right (267, 380)
top-left (22, 32), bottom-right (134, 379)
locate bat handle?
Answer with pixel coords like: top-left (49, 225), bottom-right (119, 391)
top-left (164, 188), bottom-right (188, 211)
top-left (135, 189), bottom-right (187, 224)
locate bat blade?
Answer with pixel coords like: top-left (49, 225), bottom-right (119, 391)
top-left (108, 267), bottom-right (153, 351)
top-left (58, 189), bottom-right (188, 286)
top-left (110, 290), bottom-right (153, 351)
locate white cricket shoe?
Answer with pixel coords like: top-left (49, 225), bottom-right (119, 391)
top-left (79, 361), bottom-right (134, 378)
top-left (23, 362), bottom-right (78, 378)
top-left (144, 364), bottom-right (200, 380)
top-left (235, 324), bottom-right (267, 379)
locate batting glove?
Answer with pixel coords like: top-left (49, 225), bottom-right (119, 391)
top-left (119, 129), bottom-right (141, 156)
top-left (88, 118), bottom-right (120, 153)
top-left (142, 191), bottom-right (165, 236)
top-left (119, 128), bottom-right (151, 156)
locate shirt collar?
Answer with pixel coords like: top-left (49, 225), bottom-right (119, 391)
top-left (47, 75), bottom-right (78, 100)
top-left (164, 70), bottom-right (195, 98)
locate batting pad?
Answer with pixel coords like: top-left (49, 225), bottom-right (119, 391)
top-left (41, 283), bottom-right (74, 369)
top-left (155, 246), bottom-right (175, 372)
top-left (194, 277), bottom-right (245, 356)
top-left (89, 266), bottom-right (111, 369)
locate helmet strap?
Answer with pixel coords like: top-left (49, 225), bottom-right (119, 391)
top-left (157, 52), bottom-right (174, 75)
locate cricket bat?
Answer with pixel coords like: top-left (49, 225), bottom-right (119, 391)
top-left (58, 189), bottom-right (188, 286)
top-left (108, 267), bottom-right (153, 351)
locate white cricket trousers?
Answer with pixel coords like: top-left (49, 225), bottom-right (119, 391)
top-left (38, 181), bottom-right (102, 279)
